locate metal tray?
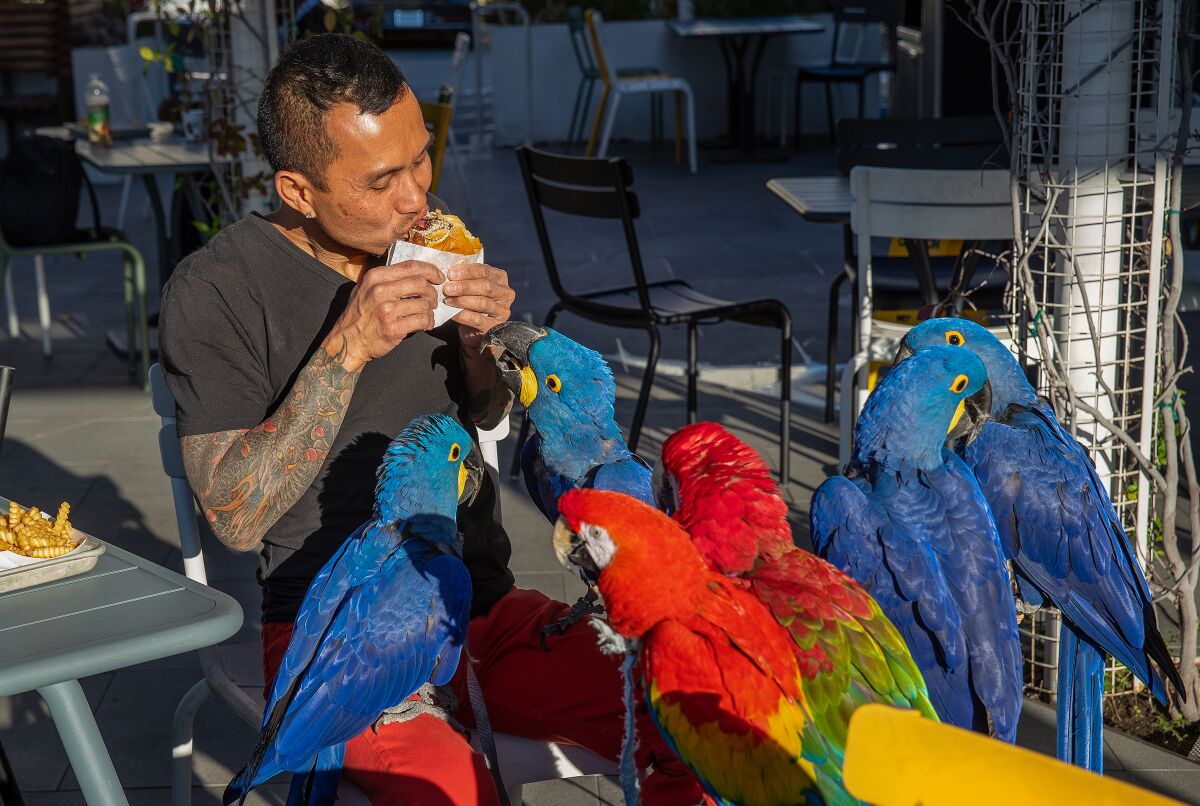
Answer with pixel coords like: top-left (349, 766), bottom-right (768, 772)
top-left (0, 497), bottom-right (106, 594)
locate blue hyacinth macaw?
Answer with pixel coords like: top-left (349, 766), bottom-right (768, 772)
top-left (898, 317), bottom-right (1187, 772)
top-left (483, 321), bottom-right (654, 523)
top-left (811, 345), bottom-right (1024, 742)
top-left (224, 414), bottom-right (484, 805)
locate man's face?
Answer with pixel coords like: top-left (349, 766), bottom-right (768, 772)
top-left (309, 90), bottom-right (432, 256)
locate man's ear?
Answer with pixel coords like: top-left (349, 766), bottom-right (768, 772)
top-left (275, 170), bottom-right (318, 218)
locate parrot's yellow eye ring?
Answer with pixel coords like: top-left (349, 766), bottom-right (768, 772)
top-left (945, 330), bottom-right (965, 347)
top-left (545, 374), bottom-right (562, 393)
top-left (448, 443), bottom-right (461, 462)
top-left (950, 374), bottom-right (969, 394)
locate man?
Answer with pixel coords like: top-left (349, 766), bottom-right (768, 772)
top-left (160, 34), bottom-right (704, 805)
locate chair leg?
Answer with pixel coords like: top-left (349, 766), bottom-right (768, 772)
top-left (33, 254), bottom-right (50, 357)
top-left (778, 308), bottom-right (793, 485)
top-left (680, 86), bottom-right (697, 174)
top-left (568, 77), bottom-right (587, 150)
top-left (793, 72), bottom-right (804, 146)
top-left (122, 253), bottom-right (136, 377)
top-left (170, 678), bottom-right (213, 806)
top-left (596, 90), bottom-right (623, 159)
top-left (586, 85), bottom-right (610, 157)
top-left (627, 325), bottom-right (660, 454)
top-left (825, 271), bottom-right (848, 424)
top-left (824, 81), bottom-right (836, 141)
top-left (133, 251), bottom-right (150, 390)
top-left (578, 78), bottom-right (597, 153)
top-left (1, 257), bottom-right (16, 339)
top-left (686, 320), bottom-right (698, 424)
top-left (115, 175), bottom-right (133, 231)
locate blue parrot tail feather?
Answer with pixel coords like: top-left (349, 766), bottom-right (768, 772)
top-left (1057, 624), bottom-right (1105, 773)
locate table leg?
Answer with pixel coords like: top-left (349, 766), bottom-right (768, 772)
top-left (141, 174), bottom-right (169, 301)
top-left (38, 681), bottom-right (129, 806)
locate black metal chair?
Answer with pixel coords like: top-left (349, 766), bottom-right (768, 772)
top-left (793, 0), bottom-right (902, 143)
top-left (512, 145), bottom-right (793, 482)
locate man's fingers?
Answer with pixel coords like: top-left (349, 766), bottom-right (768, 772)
top-left (449, 263), bottom-right (510, 286)
top-left (382, 309), bottom-right (436, 339)
top-left (369, 261), bottom-right (445, 286)
top-left (444, 295), bottom-right (502, 317)
top-left (368, 276), bottom-right (439, 307)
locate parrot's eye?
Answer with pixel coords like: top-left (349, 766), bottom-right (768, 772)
top-left (545, 374), bottom-right (562, 393)
top-left (448, 443), bottom-right (461, 462)
top-left (945, 330), bottom-right (965, 346)
top-left (950, 374), bottom-right (969, 394)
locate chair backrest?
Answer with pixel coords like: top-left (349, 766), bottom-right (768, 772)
top-left (565, 6), bottom-right (598, 80)
top-left (149, 363), bottom-right (213, 586)
top-left (449, 31), bottom-right (471, 105)
top-left (583, 10), bottom-right (616, 87)
top-left (831, 0), bottom-right (903, 68)
top-left (420, 100), bottom-right (453, 195)
top-left (849, 166), bottom-right (1012, 242)
top-left (0, 0), bottom-right (71, 77)
top-left (836, 115), bottom-right (1008, 174)
top-left (515, 144), bottom-right (652, 312)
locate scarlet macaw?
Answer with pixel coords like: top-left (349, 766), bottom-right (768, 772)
top-left (897, 317), bottom-right (1186, 771)
top-left (554, 487), bottom-right (847, 806)
top-left (657, 422), bottom-right (938, 801)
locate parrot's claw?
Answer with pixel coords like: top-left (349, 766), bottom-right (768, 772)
top-left (588, 616), bottom-right (634, 657)
top-left (539, 587), bottom-right (606, 650)
top-left (374, 683), bottom-right (470, 739)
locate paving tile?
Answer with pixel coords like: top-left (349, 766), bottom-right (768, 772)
top-left (520, 776), bottom-right (603, 806)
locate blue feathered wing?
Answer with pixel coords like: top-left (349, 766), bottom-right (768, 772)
top-left (225, 524), bottom-right (471, 803)
top-left (965, 403), bottom-right (1185, 768)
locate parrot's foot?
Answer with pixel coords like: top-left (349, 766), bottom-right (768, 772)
top-left (588, 616), bottom-right (636, 657)
top-left (374, 683), bottom-right (469, 739)
top-left (539, 587), bottom-right (606, 650)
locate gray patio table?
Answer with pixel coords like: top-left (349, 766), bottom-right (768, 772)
top-left (668, 16), bottom-right (823, 157)
top-left (0, 521), bottom-right (243, 805)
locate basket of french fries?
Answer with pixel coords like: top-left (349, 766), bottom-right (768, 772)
top-left (0, 496), bottom-right (105, 593)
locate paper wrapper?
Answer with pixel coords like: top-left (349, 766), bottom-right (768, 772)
top-left (385, 240), bottom-right (484, 327)
top-left (0, 541), bottom-right (83, 570)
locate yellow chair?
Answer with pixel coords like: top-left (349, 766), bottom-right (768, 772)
top-left (419, 100), bottom-right (453, 195)
top-left (583, 9), bottom-right (697, 172)
top-left (844, 705), bottom-right (1182, 806)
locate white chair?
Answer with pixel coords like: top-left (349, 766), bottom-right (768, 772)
top-left (840, 166), bottom-right (1013, 463)
top-left (585, 10), bottom-right (697, 174)
top-left (149, 365), bottom-right (615, 805)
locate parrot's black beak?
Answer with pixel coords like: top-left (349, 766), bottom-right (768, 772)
top-left (460, 444), bottom-right (485, 506)
top-left (893, 336), bottom-right (915, 365)
top-left (948, 379), bottom-right (993, 446)
top-left (482, 321), bottom-right (549, 398)
top-left (552, 517), bottom-right (601, 580)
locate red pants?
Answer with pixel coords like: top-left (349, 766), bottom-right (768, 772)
top-left (262, 587), bottom-right (708, 805)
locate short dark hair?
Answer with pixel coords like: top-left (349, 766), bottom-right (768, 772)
top-left (257, 34), bottom-right (408, 191)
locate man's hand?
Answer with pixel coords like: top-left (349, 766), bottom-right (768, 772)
top-left (325, 261), bottom-right (443, 372)
top-left (446, 263), bottom-right (516, 427)
top-left (444, 263), bottom-right (515, 352)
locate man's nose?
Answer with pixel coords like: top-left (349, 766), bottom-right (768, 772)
top-left (394, 169), bottom-right (427, 213)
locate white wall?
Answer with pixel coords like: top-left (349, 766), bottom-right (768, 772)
top-left (487, 14), bottom-right (885, 146)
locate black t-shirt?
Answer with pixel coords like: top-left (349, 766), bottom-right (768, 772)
top-left (159, 212), bottom-right (514, 624)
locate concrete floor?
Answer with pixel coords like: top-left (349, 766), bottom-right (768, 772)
top-left (0, 138), bottom-right (1196, 804)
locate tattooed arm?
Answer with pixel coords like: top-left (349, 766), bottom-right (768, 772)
top-left (179, 261), bottom-right (443, 552)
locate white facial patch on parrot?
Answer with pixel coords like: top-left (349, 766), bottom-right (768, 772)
top-left (580, 522), bottom-right (617, 570)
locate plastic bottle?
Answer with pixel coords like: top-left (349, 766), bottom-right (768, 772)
top-left (84, 74), bottom-right (112, 146)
